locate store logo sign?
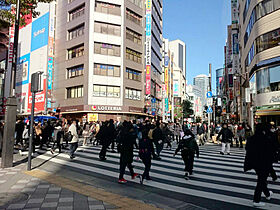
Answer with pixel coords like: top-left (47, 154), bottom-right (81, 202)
top-left (270, 95), bottom-right (280, 104)
top-left (91, 105), bottom-right (122, 111)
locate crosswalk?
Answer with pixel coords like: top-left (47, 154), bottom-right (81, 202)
top-left (34, 143), bottom-right (280, 209)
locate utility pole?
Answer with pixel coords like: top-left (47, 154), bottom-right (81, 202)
top-left (1, 0), bottom-right (21, 168)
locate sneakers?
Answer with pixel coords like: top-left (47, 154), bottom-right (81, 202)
top-left (253, 202), bottom-right (265, 207)
top-left (266, 191), bottom-right (273, 200)
top-left (220, 152), bottom-right (224, 155)
top-left (227, 153), bottom-right (231, 155)
top-left (131, 173), bottom-right (139, 179)
top-left (118, 178), bottom-right (127, 184)
top-left (184, 172), bottom-right (189, 180)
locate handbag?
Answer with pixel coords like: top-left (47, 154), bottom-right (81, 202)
top-left (64, 131), bottom-right (73, 142)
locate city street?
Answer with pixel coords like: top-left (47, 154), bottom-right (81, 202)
top-left (26, 143), bottom-right (280, 210)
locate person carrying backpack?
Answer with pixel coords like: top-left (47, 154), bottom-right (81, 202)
top-left (174, 129), bottom-right (199, 180)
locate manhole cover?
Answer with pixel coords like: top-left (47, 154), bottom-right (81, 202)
top-left (0, 193), bottom-right (29, 207)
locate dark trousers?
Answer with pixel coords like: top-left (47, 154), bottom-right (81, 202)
top-left (119, 153), bottom-right (134, 179)
top-left (154, 140), bottom-right (163, 156)
top-left (69, 142), bottom-right (78, 157)
top-left (52, 137), bottom-right (61, 153)
top-left (254, 170), bottom-right (270, 203)
top-left (99, 143), bottom-right (109, 159)
top-left (142, 157), bottom-right (151, 179)
top-left (270, 166), bottom-right (277, 180)
top-left (175, 135), bottom-right (180, 143)
top-left (16, 133), bottom-right (23, 145)
top-left (111, 139), bottom-right (115, 150)
top-left (182, 150), bottom-right (195, 174)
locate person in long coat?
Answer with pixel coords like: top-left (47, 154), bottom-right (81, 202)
top-left (244, 124), bottom-right (275, 207)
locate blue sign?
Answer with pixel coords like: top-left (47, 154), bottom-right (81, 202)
top-left (206, 91), bottom-right (213, 98)
top-left (16, 53), bottom-right (30, 86)
top-left (47, 57), bottom-right (53, 90)
top-left (164, 56), bottom-right (169, 67)
top-left (0, 5), bottom-right (11, 10)
top-left (146, 13), bottom-right (151, 36)
top-left (31, 12), bottom-right (49, 52)
top-left (151, 98), bottom-right (156, 103)
top-left (207, 106), bottom-right (213, 114)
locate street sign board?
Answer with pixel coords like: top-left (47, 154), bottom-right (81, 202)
top-left (207, 106), bottom-right (213, 114)
top-left (207, 98), bottom-right (213, 106)
top-left (151, 98), bottom-right (156, 103)
top-left (206, 91), bottom-right (213, 98)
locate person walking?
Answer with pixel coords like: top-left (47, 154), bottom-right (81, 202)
top-left (237, 123), bottom-right (245, 148)
top-left (51, 121), bottom-right (63, 154)
top-left (15, 119), bottom-right (25, 146)
top-left (197, 122), bottom-right (205, 146)
top-left (174, 129), bottom-right (199, 180)
top-left (139, 124), bottom-right (153, 182)
top-left (244, 124), bottom-right (275, 207)
top-left (99, 121), bottom-right (110, 161)
top-left (152, 121), bottom-right (164, 159)
top-left (68, 120), bottom-right (79, 159)
top-left (117, 121), bottom-right (138, 184)
top-left (217, 123), bottom-right (233, 155)
top-left (82, 122), bottom-right (90, 146)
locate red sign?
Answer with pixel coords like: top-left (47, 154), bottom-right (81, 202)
top-left (146, 65), bottom-right (151, 95)
top-left (27, 79), bottom-right (46, 113)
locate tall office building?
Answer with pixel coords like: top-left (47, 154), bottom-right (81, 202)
top-left (54, 0), bottom-right (146, 121)
top-left (169, 39), bottom-right (186, 102)
top-left (144, 0), bottom-right (163, 117)
top-left (239, 0), bottom-right (280, 124)
top-left (193, 74), bottom-right (209, 107)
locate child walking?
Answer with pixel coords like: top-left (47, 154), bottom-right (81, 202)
top-left (174, 129), bottom-right (199, 180)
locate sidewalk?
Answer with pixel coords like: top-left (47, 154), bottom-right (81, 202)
top-left (0, 165), bottom-right (116, 210)
top-left (0, 154), bottom-right (160, 210)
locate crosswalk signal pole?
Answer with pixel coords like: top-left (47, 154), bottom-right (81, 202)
top-left (27, 72), bottom-right (42, 171)
top-left (208, 64), bottom-right (212, 141)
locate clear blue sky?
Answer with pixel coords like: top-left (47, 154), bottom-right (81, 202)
top-left (163, 0), bottom-right (231, 87)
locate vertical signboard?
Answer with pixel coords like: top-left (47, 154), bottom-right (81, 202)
top-left (4, 6), bottom-right (15, 99)
top-left (47, 3), bottom-right (55, 109)
top-left (145, 0), bottom-right (152, 95)
top-left (231, 0), bottom-right (238, 24)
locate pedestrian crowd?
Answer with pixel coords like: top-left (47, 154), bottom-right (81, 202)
top-left (0, 117), bottom-right (279, 207)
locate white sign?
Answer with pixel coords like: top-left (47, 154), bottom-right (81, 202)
top-left (245, 88), bottom-right (251, 103)
top-left (217, 98), bottom-right (222, 106)
top-left (255, 91), bottom-right (280, 106)
top-left (207, 98), bottom-right (213, 106)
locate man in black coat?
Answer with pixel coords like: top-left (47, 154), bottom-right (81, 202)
top-left (244, 124), bottom-right (275, 207)
top-left (197, 122), bottom-right (205, 146)
top-left (152, 121), bottom-right (164, 159)
top-left (217, 123), bottom-right (233, 155)
top-left (15, 119), bottom-right (25, 146)
top-left (117, 121), bottom-right (138, 184)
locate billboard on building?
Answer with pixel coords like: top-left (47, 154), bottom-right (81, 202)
top-left (145, 0), bottom-right (152, 95)
top-left (174, 81), bottom-right (179, 96)
top-left (11, 3), bottom-right (55, 114)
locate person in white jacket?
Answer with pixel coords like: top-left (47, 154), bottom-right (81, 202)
top-left (68, 120), bottom-right (79, 159)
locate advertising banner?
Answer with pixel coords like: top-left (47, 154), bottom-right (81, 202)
top-left (27, 79), bottom-right (46, 113)
top-left (31, 12), bottom-right (49, 52)
top-left (165, 67), bottom-right (169, 95)
top-left (174, 81), bottom-right (179, 96)
top-left (231, 0), bottom-right (238, 24)
top-left (16, 53), bottom-right (30, 86)
top-left (47, 57), bottom-right (53, 90)
top-left (145, 0), bottom-right (152, 95)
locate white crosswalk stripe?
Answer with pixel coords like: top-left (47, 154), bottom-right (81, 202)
top-left (35, 144), bottom-right (280, 209)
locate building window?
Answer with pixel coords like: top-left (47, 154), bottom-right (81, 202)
top-left (128, 0), bottom-right (143, 8)
top-left (94, 22), bottom-right (121, 36)
top-left (68, 24), bottom-right (85, 40)
top-left (126, 28), bottom-right (142, 45)
top-left (95, 1), bottom-right (121, 16)
top-left (125, 68), bottom-right (141, 81)
top-left (66, 86), bottom-right (83, 99)
top-left (125, 88), bottom-right (141, 100)
top-left (126, 48), bottom-right (142, 64)
top-left (126, 9), bottom-right (142, 26)
top-left (243, 0), bottom-right (251, 23)
top-left (94, 64), bottom-right (120, 77)
top-left (93, 85), bottom-right (120, 98)
top-left (256, 27), bottom-right (280, 54)
top-left (94, 43), bottom-right (120, 57)
top-left (69, 4), bottom-right (85, 21)
top-left (67, 65), bottom-right (84, 79)
top-left (67, 45), bottom-right (84, 59)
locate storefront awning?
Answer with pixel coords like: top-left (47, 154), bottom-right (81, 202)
top-left (256, 110), bottom-right (280, 116)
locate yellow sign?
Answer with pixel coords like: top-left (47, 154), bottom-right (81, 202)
top-left (88, 114), bottom-right (98, 122)
top-left (146, 0), bottom-right (152, 10)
